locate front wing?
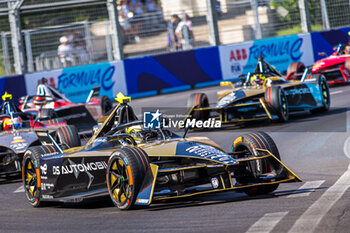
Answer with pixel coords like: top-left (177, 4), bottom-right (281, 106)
top-left (134, 148), bottom-right (302, 206)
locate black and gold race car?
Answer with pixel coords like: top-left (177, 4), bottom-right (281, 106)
top-left (0, 92), bottom-right (80, 177)
top-left (186, 57), bottom-right (330, 125)
top-left (22, 93), bottom-right (301, 210)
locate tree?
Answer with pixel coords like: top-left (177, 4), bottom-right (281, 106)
top-left (270, 0), bottom-right (350, 29)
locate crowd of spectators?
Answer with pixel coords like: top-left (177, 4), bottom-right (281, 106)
top-left (118, 0), bottom-right (161, 44)
top-left (167, 14), bottom-right (195, 51)
top-left (57, 30), bottom-right (89, 67)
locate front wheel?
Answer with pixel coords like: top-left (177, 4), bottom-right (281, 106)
top-left (310, 74), bottom-right (330, 114)
top-left (345, 57), bottom-right (350, 72)
top-left (22, 147), bottom-right (45, 207)
top-left (107, 147), bottom-right (150, 210)
top-left (265, 86), bottom-right (288, 122)
top-left (187, 93), bottom-right (210, 121)
top-left (232, 132), bottom-right (284, 195)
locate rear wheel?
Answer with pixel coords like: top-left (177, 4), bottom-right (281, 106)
top-left (55, 125), bottom-right (81, 148)
top-left (187, 93), bottom-right (209, 121)
top-left (310, 74), bottom-right (330, 113)
top-left (265, 86), bottom-right (288, 122)
top-left (345, 57), bottom-right (350, 72)
top-left (107, 147), bottom-right (150, 210)
top-left (232, 132), bottom-right (284, 195)
top-left (22, 146), bottom-right (47, 207)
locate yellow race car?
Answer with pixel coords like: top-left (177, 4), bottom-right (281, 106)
top-left (187, 56), bottom-right (330, 126)
top-left (22, 93), bottom-right (301, 210)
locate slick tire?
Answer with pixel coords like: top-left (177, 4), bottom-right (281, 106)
top-left (55, 125), bottom-right (81, 149)
top-left (22, 146), bottom-right (49, 207)
top-left (232, 132), bottom-right (284, 195)
top-left (287, 62), bottom-right (305, 79)
top-left (107, 147), bottom-right (150, 210)
top-left (310, 74), bottom-right (330, 114)
top-left (39, 108), bottom-right (57, 119)
top-left (187, 93), bottom-right (209, 121)
top-left (265, 86), bottom-right (288, 122)
top-left (345, 57), bottom-right (350, 72)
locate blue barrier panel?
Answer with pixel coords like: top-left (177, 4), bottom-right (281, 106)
top-left (0, 75), bottom-right (27, 104)
top-left (57, 62), bottom-right (116, 103)
top-left (25, 61), bottom-right (127, 103)
top-left (219, 33), bottom-right (314, 80)
top-left (123, 47), bottom-right (222, 94)
top-left (311, 26), bottom-right (350, 61)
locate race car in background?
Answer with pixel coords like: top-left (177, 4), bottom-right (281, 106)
top-left (18, 78), bottom-right (113, 132)
top-left (21, 93), bottom-right (301, 210)
top-left (287, 43), bottom-right (350, 84)
top-left (0, 92), bottom-right (80, 177)
top-left (186, 56), bottom-right (330, 125)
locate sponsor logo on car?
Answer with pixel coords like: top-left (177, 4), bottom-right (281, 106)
top-left (185, 145), bottom-right (233, 164)
top-left (211, 177), bottom-right (219, 189)
top-left (11, 136), bottom-right (26, 144)
top-left (284, 88), bottom-right (311, 96)
top-left (136, 199), bottom-right (149, 204)
top-left (52, 161), bottom-right (108, 176)
top-left (53, 159), bottom-right (108, 189)
top-left (41, 183), bottom-right (54, 191)
top-left (40, 164), bottom-right (47, 175)
top-left (10, 142), bottom-right (28, 151)
top-left (42, 195), bottom-right (54, 199)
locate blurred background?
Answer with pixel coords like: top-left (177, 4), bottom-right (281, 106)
top-left (0, 0), bottom-right (349, 75)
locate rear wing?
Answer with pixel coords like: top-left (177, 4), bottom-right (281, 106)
top-left (35, 130), bottom-right (63, 153)
top-left (86, 87), bottom-right (101, 103)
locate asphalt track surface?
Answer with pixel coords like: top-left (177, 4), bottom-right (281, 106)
top-left (2, 84), bottom-right (350, 233)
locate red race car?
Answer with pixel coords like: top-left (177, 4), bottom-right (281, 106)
top-left (0, 92), bottom-right (81, 177)
top-left (287, 43), bottom-right (350, 84)
top-left (18, 78), bottom-right (113, 132)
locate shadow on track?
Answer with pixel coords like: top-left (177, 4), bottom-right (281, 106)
top-left (0, 174), bottom-right (21, 185)
top-left (41, 185), bottom-right (324, 212)
top-left (186, 107), bottom-right (348, 133)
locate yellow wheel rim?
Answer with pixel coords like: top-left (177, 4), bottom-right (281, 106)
top-left (24, 158), bottom-right (37, 198)
top-left (109, 158), bottom-right (130, 204)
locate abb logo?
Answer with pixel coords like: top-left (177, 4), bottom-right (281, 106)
top-left (230, 49), bottom-right (247, 61)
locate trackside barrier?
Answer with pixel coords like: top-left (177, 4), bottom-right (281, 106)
top-left (1, 26), bottom-right (350, 103)
top-left (310, 27), bottom-right (350, 60)
top-left (0, 75), bottom-right (27, 103)
top-left (123, 47), bottom-right (223, 98)
top-left (23, 61), bottom-right (127, 103)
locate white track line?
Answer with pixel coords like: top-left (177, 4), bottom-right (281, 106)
top-left (14, 185), bottom-right (24, 193)
top-left (286, 180), bottom-right (325, 198)
top-left (330, 90), bottom-right (343, 95)
top-left (288, 163), bottom-right (350, 233)
top-left (246, 211), bottom-right (288, 233)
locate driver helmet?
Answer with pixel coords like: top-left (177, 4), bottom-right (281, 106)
top-left (13, 116), bottom-right (23, 128)
top-left (251, 74), bottom-right (266, 86)
top-left (125, 125), bottom-right (143, 143)
top-left (2, 117), bottom-right (22, 130)
top-left (33, 83), bottom-right (50, 106)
